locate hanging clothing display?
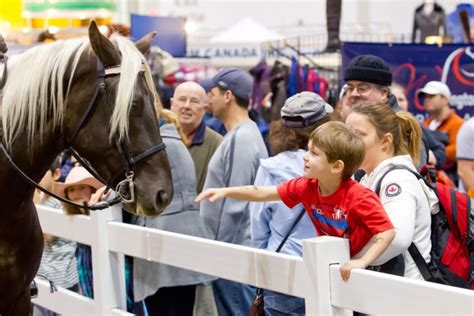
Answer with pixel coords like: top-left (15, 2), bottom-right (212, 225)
top-left (250, 57), bottom-right (337, 124)
top-left (249, 60), bottom-right (272, 114)
top-left (412, 2), bottom-right (446, 43)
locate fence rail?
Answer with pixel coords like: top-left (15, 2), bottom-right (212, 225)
top-left (32, 204), bottom-right (474, 315)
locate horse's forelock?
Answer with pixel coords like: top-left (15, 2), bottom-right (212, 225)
top-left (1, 39), bottom-right (89, 148)
top-left (0, 34), bottom-right (156, 149)
top-left (108, 35), bottom-right (157, 142)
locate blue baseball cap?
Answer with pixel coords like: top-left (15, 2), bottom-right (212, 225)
top-left (199, 68), bottom-right (253, 100)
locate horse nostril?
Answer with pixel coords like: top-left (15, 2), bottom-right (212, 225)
top-left (156, 189), bottom-right (170, 208)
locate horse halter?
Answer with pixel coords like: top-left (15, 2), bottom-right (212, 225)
top-left (0, 59), bottom-right (166, 210)
top-left (64, 59), bottom-right (166, 206)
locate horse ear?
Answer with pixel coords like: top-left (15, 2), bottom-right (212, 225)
top-left (88, 20), bottom-right (121, 67)
top-left (135, 32), bottom-right (156, 55)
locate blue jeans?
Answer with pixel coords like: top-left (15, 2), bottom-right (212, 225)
top-left (263, 290), bottom-right (305, 316)
top-left (212, 279), bottom-right (254, 316)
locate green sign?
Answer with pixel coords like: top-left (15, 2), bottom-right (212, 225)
top-left (24, 1), bottom-right (115, 13)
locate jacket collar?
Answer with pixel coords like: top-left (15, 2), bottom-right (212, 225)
top-left (191, 120), bottom-right (206, 145)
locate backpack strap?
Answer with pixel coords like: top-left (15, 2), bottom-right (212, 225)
top-left (255, 207), bottom-right (306, 297)
top-left (451, 188), bottom-right (458, 227)
top-left (468, 196), bottom-right (474, 286)
top-left (374, 165), bottom-right (426, 196)
top-left (408, 243), bottom-right (434, 281)
top-left (275, 207), bottom-right (306, 253)
top-left (374, 165), bottom-right (434, 281)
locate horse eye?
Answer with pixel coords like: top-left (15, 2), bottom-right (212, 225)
top-left (130, 100), bottom-right (144, 117)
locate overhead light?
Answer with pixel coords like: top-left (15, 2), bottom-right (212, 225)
top-left (99, 25), bottom-right (109, 34)
top-left (1, 22), bottom-right (11, 31)
top-left (48, 26), bottom-right (59, 34)
top-left (185, 21), bottom-right (197, 34)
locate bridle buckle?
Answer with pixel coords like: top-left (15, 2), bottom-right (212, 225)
top-left (116, 171), bottom-right (135, 203)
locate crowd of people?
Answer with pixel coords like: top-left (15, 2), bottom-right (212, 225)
top-left (33, 52), bottom-right (473, 316)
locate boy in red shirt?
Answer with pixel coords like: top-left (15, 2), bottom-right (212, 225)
top-left (196, 121), bottom-right (395, 280)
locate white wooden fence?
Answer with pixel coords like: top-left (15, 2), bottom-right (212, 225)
top-left (33, 204), bottom-right (474, 316)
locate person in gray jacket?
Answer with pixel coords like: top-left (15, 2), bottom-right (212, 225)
top-left (200, 68), bottom-right (268, 316)
top-left (132, 109), bottom-right (215, 316)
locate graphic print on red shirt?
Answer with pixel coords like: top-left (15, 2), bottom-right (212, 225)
top-left (277, 177), bottom-right (393, 256)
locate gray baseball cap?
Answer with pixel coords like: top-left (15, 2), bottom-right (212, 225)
top-left (281, 92), bottom-right (333, 127)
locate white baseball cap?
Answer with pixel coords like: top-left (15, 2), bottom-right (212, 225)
top-left (418, 81), bottom-right (451, 99)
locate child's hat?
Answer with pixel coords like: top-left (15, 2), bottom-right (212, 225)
top-left (53, 166), bottom-right (104, 199)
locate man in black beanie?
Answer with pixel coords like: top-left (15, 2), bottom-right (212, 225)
top-left (344, 55), bottom-right (394, 108)
top-left (343, 54), bottom-right (446, 170)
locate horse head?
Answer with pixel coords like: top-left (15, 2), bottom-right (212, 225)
top-left (61, 22), bottom-right (173, 216)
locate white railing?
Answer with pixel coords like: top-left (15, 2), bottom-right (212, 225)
top-left (33, 204), bottom-right (474, 316)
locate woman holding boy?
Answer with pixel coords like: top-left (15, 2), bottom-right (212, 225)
top-left (346, 102), bottom-right (437, 279)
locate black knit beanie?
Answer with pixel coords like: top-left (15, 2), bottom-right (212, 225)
top-left (344, 55), bottom-right (392, 86)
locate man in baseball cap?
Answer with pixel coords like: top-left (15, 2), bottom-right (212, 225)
top-left (199, 68), bottom-right (268, 315)
top-left (418, 81), bottom-right (452, 99)
top-left (418, 81), bottom-right (464, 177)
top-left (200, 68), bottom-right (253, 101)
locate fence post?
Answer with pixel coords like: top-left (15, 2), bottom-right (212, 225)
top-left (90, 204), bottom-right (127, 314)
top-left (302, 236), bottom-right (351, 316)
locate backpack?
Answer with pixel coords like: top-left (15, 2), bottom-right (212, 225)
top-left (375, 165), bottom-right (474, 289)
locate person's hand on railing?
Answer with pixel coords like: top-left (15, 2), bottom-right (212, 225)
top-left (339, 259), bottom-right (368, 282)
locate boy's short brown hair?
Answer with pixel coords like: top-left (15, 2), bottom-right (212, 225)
top-left (309, 121), bottom-right (365, 180)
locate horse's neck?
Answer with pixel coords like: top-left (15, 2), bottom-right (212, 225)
top-left (1, 130), bottom-right (61, 201)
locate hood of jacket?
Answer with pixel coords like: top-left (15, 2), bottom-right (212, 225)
top-left (250, 60), bottom-right (270, 80)
top-left (259, 149), bottom-right (306, 184)
top-left (160, 122), bottom-right (181, 140)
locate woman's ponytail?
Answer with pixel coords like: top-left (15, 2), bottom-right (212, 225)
top-left (396, 111), bottom-right (422, 166)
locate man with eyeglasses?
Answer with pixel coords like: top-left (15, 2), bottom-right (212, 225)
top-left (170, 81), bottom-right (223, 193)
top-left (343, 55), bottom-right (446, 170)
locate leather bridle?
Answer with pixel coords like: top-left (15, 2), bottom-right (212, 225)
top-left (0, 59), bottom-right (166, 211)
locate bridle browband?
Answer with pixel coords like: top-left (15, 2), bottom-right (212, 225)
top-left (0, 59), bottom-right (166, 211)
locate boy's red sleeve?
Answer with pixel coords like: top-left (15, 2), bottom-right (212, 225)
top-left (277, 177), bottom-right (309, 209)
top-left (355, 189), bottom-right (394, 234)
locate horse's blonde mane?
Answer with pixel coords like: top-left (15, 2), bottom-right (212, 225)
top-left (1, 34), bottom-right (157, 149)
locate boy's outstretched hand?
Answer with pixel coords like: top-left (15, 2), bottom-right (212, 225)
top-left (339, 259), bottom-right (367, 282)
top-left (195, 188), bottom-right (227, 203)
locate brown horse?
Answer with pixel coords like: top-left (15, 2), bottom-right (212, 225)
top-left (0, 22), bottom-right (173, 314)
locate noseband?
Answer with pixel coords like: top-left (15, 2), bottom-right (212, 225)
top-left (0, 59), bottom-right (166, 210)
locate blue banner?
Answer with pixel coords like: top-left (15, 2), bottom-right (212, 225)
top-left (342, 42), bottom-right (474, 120)
top-left (131, 14), bottom-right (186, 57)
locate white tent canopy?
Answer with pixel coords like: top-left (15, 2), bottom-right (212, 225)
top-left (209, 17), bottom-right (284, 44)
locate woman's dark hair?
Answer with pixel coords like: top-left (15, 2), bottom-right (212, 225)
top-left (269, 115), bottom-right (331, 155)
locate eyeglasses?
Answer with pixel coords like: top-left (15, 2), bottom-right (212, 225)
top-left (344, 84), bottom-right (375, 95)
top-left (176, 97), bottom-right (201, 106)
